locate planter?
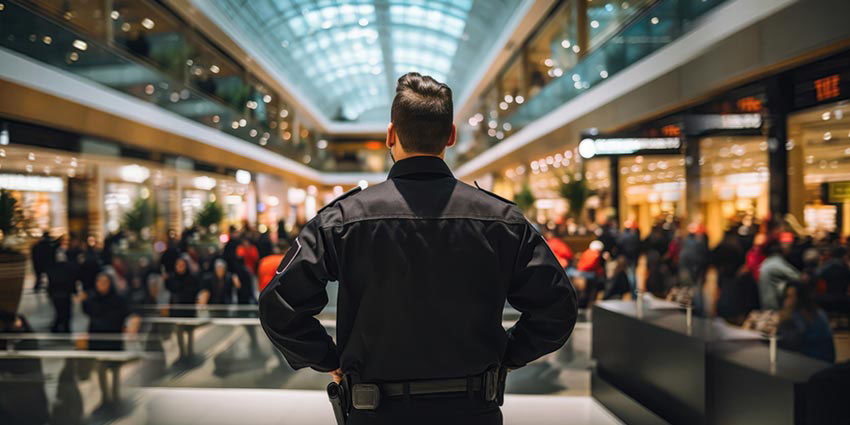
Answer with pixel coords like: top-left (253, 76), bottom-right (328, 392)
top-left (0, 252), bottom-right (27, 315)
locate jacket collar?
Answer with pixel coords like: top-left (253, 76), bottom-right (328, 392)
top-left (387, 156), bottom-right (454, 179)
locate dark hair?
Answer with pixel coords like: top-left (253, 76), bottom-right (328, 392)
top-left (784, 280), bottom-right (818, 318)
top-left (390, 72), bottom-right (453, 155)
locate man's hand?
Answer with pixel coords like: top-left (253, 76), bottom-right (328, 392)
top-left (329, 368), bottom-right (343, 384)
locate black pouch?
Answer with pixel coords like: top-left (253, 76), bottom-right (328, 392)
top-left (496, 367), bottom-right (508, 406)
top-left (351, 383), bottom-right (381, 410)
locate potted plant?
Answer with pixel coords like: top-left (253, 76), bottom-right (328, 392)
top-left (194, 200), bottom-right (224, 251)
top-left (119, 197), bottom-right (156, 264)
top-left (515, 185), bottom-right (536, 215)
top-left (559, 177), bottom-right (591, 223)
top-left (0, 190), bottom-right (28, 316)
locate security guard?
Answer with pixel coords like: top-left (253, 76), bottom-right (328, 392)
top-left (259, 72), bottom-right (577, 424)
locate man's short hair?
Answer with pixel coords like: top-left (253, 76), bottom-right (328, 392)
top-left (390, 72), bottom-right (453, 155)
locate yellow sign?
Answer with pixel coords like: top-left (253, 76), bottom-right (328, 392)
top-left (828, 182), bottom-right (850, 203)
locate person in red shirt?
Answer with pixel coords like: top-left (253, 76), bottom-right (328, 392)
top-left (545, 231), bottom-right (573, 269)
top-left (237, 238), bottom-right (259, 274)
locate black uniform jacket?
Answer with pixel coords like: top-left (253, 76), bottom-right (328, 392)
top-left (259, 156), bottom-right (577, 382)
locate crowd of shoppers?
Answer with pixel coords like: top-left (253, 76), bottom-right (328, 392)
top-left (546, 214), bottom-right (847, 363)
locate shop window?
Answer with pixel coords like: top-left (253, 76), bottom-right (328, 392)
top-left (697, 136), bottom-right (768, 246)
top-left (790, 101), bottom-right (850, 236)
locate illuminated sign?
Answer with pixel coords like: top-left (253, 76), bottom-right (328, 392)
top-left (815, 74), bottom-right (840, 102)
top-left (736, 96), bottom-right (763, 112)
top-left (686, 113), bottom-right (763, 134)
top-left (828, 181), bottom-right (850, 203)
top-left (578, 137), bottom-right (680, 158)
top-left (0, 174), bottom-right (64, 193)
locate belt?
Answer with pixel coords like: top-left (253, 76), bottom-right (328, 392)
top-left (379, 376), bottom-right (483, 397)
top-left (349, 369), bottom-right (502, 411)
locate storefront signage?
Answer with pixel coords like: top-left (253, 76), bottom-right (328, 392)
top-left (578, 137), bottom-right (680, 158)
top-left (828, 182), bottom-right (850, 203)
top-left (0, 174), bottom-right (64, 193)
top-left (686, 113), bottom-right (762, 134)
top-left (814, 74), bottom-right (840, 102)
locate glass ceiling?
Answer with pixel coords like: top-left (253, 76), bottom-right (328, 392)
top-left (207, 0), bottom-right (523, 122)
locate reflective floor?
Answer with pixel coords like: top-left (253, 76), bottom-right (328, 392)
top-left (8, 275), bottom-right (615, 425)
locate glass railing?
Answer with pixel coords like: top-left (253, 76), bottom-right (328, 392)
top-left (0, 0), bottom-right (385, 173)
top-left (454, 0), bottom-right (727, 167)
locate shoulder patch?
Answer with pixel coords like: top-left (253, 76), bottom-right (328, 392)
top-left (474, 181), bottom-right (516, 205)
top-left (317, 186), bottom-right (362, 214)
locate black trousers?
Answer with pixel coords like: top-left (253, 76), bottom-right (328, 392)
top-left (51, 296), bottom-right (72, 333)
top-left (347, 395), bottom-right (501, 425)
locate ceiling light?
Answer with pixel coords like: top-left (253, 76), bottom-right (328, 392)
top-left (590, 20), bottom-right (599, 28)
top-left (209, 65), bottom-right (220, 74)
top-left (263, 94), bottom-right (272, 103)
top-left (72, 39), bottom-right (87, 51)
top-left (515, 96), bottom-right (524, 104)
top-left (235, 170), bottom-right (251, 185)
top-left (822, 111), bottom-right (831, 120)
top-left (650, 17), bottom-right (660, 25)
top-left (600, 70), bottom-right (609, 78)
top-left (561, 39), bottom-right (571, 48)
top-left (359, 18), bottom-right (369, 26)
top-left (317, 139), bottom-right (328, 149)
top-left (141, 18), bottom-right (155, 30)
top-left (193, 176), bottom-right (217, 190)
top-left (110, 10), bottom-right (119, 20)
top-left (119, 164), bottom-right (150, 183)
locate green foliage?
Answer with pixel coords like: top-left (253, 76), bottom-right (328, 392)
top-left (515, 185), bottom-right (536, 213)
top-left (122, 198), bottom-right (155, 235)
top-left (560, 177), bottom-right (591, 220)
top-left (195, 200), bottom-right (224, 230)
top-left (0, 190), bottom-right (21, 237)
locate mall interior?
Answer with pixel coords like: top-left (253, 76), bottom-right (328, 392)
top-left (1, 0), bottom-right (850, 424)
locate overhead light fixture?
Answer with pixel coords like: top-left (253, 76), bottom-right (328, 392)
top-left (193, 176), bottom-right (216, 190)
top-left (141, 18), bottom-right (155, 29)
top-left (72, 39), bottom-right (87, 51)
top-left (209, 65), bottom-right (220, 74)
top-left (119, 164), bottom-right (150, 183)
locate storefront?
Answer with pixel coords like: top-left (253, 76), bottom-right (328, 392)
top-left (0, 146), bottom-right (84, 237)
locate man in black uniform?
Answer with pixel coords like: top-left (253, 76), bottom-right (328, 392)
top-left (259, 72), bottom-right (577, 424)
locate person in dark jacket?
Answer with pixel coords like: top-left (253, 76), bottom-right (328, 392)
top-left (47, 249), bottom-right (79, 333)
top-left (259, 73), bottom-right (576, 424)
top-left (159, 232), bottom-right (181, 276)
top-left (200, 259), bottom-right (240, 305)
top-left (164, 256), bottom-right (201, 316)
top-left (164, 256), bottom-right (201, 359)
top-left (30, 231), bottom-right (57, 292)
top-left (77, 236), bottom-right (102, 292)
top-left (778, 280), bottom-right (835, 363)
top-left (81, 273), bottom-right (131, 408)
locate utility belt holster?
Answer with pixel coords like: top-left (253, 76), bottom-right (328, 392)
top-left (332, 365), bottom-right (507, 421)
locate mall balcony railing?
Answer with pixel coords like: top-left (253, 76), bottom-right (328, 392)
top-left (454, 0), bottom-right (728, 167)
top-left (0, 0), bottom-right (381, 173)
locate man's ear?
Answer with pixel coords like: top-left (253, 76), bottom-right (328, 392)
top-left (446, 124), bottom-right (457, 148)
top-left (386, 122), bottom-right (395, 150)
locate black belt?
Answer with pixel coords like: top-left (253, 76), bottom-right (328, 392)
top-left (379, 376), bottom-right (483, 397)
top-left (349, 369), bottom-right (502, 411)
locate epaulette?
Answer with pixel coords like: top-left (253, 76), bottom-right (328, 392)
top-left (317, 186), bottom-right (362, 214)
top-left (474, 181), bottom-right (516, 205)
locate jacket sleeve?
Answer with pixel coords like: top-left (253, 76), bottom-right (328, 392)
top-left (503, 222), bottom-right (578, 369)
top-left (258, 217), bottom-right (339, 372)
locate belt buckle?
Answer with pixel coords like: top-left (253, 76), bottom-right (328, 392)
top-left (352, 383), bottom-right (381, 410)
